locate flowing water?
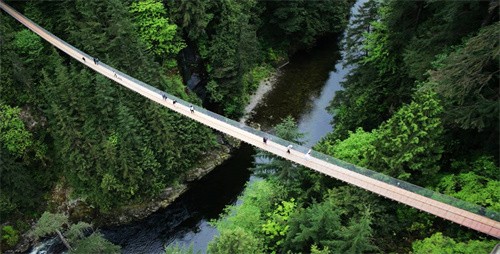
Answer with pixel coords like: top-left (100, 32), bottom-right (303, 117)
top-left (31, 1), bottom-right (365, 252)
top-left (101, 31), bottom-right (350, 254)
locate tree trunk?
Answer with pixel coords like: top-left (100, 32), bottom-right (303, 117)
top-left (56, 229), bottom-right (72, 251)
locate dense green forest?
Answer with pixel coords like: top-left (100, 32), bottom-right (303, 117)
top-left (205, 0), bottom-right (500, 253)
top-left (166, 0), bottom-right (352, 117)
top-left (0, 0), bottom-right (354, 251)
top-left (1, 0), bottom-right (498, 252)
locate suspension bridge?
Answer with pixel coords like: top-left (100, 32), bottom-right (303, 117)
top-left (1, 1), bottom-right (499, 238)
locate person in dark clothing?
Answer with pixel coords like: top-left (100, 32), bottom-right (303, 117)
top-left (263, 137), bottom-right (268, 144)
top-left (173, 100), bottom-right (177, 105)
top-left (82, 57), bottom-right (86, 62)
top-left (162, 94), bottom-right (167, 100)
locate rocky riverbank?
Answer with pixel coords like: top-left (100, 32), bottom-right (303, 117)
top-left (240, 69), bottom-right (281, 124)
top-left (92, 134), bottom-right (241, 227)
top-left (14, 69), bottom-right (278, 253)
top-left (9, 134), bottom-right (240, 253)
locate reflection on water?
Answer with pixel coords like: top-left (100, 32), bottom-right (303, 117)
top-left (102, 37), bottom-right (347, 254)
top-left (249, 39), bottom-right (342, 132)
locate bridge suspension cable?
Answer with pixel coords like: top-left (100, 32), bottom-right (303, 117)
top-left (1, 0), bottom-right (498, 238)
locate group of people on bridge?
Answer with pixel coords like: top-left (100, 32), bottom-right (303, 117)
top-left (262, 136), bottom-right (312, 159)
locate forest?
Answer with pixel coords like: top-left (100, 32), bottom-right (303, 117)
top-left (204, 0), bottom-right (500, 253)
top-left (0, 0), bottom-right (498, 252)
top-left (1, 0), bottom-right (356, 252)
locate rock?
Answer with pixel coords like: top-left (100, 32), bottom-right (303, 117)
top-left (90, 134), bottom-right (238, 226)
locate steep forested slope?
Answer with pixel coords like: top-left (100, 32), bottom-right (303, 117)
top-left (168, 0), bottom-right (353, 118)
top-left (0, 0), bottom-right (215, 235)
top-left (206, 0), bottom-right (499, 253)
top-left (0, 0), bottom-right (354, 250)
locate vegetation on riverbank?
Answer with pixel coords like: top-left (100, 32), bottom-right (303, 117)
top-left (0, 0), bottom-right (353, 251)
top-left (204, 0), bottom-right (499, 253)
top-left (167, 0), bottom-right (353, 118)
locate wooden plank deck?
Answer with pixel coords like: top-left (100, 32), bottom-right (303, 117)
top-left (1, 0), bottom-right (499, 239)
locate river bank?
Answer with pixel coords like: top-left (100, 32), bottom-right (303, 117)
top-left (20, 65), bottom-right (280, 254)
top-left (12, 135), bottom-right (239, 254)
top-left (241, 69), bottom-right (282, 124)
top-left (105, 35), bottom-right (346, 253)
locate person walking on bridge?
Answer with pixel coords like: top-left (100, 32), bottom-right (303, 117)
top-left (287, 144), bottom-right (293, 153)
top-left (190, 105), bottom-right (194, 113)
top-left (305, 149), bottom-right (311, 160)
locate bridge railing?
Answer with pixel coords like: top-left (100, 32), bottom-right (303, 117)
top-left (99, 60), bottom-right (500, 223)
top-left (109, 66), bottom-right (500, 222)
top-left (3, 0), bottom-right (496, 223)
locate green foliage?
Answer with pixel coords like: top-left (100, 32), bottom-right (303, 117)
top-left (0, 105), bottom-right (33, 156)
top-left (253, 116), bottom-right (305, 187)
top-left (32, 212), bottom-right (68, 238)
top-left (13, 29), bottom-right (43, 64)
top-left (71, 232), bottom-right (120, 254)
top-left (261, 199), bottom-right (296, 251)
top-left (437, 156), bottom-right (500, 211)
top-left (412, 232), bottom-right (497, 254)
top-left (242, 65), bottom-right (273, 95)
top-left (129, 0), bottom-right (186, 58)
top-left (259, 0), bottom-right (351, 50)
top-left (207, 228), bottom-right (263, 254)
top-left (202, 0), bottom-right (261, 117)
top-left (333, 209), bottom-right (378, 254)
top-left (212, 180), bottom-right (287, 235)
top-left (401, 1), bottom-right (490, 80)
top-left (343, 0), bottom-right (380, 65)
top-left (168, 0), bottom-right (213, 41)
top-left (327, 90), bottom-right (444, 182)
top-left (320, 127), bottom-right (377, 167)
top-left (284, 197), bottom-right (342, 252)
top-left (310, 244), bottom-right (330, 254)
top-left (429, 22), bottom-right (499, 132)
top-left (1, 226), bottom-right (19, 248)
top-left (367, 91), bottom-right (444, 181)
top-left (165, 243), bottom-right (197, 254)
top-left (0, 105), bottom-right (51, 222)
top-left (65, 222), bottom-right (92, 244)
top-left (362, 19), bottom-right (396, 74)
top-left (32, 213), bottom-right (120, 253)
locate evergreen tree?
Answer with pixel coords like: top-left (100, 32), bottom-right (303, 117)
top-left (33, 212), bottom-right (120, 253)
top-left (207, 228), bottom-right (263, 254)
top-left (367, 91), bottom-right (444, 181)
top-left (253, 116), bottom-right (304, 187)
top-left (168, 0), bottom-right (213, 42)
top-left (429, 22), bottom-right (499, 133)
top-left (333, 208), bottom-right (378, 254)
top-left (343, 0), bottom-right (380, 65)
top-left (129, 0), bottom-right (186, 67)
top-left (284, 197), bottom-right (343, 252)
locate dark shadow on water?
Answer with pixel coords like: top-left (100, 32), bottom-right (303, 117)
top-left (101, 36), bottom-right (345, 254)
top-left (249, 36), bottom-right (342, 130)
top-left (101, 143), bottom-right (255, 253)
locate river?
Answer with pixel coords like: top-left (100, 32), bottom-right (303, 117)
top-left (101, 25), bottom-right (353, 254)
top-left (31, 1), bottom-right (364, 252)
